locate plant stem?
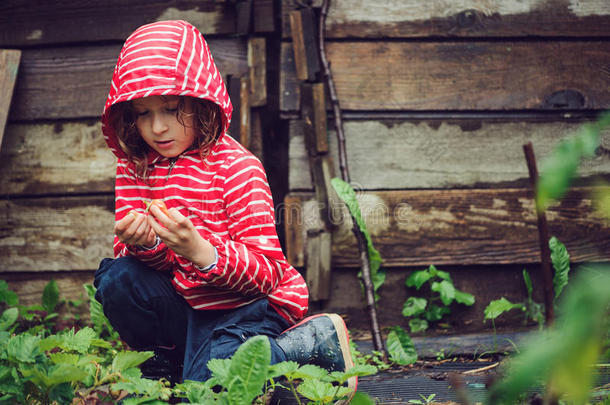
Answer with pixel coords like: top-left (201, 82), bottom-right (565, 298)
top-left (288, 380), bottom-right (303, 405)
top-left (317, 0), bottom-right (386, 355)
top-left (523, 142), bottom-right (555, 325)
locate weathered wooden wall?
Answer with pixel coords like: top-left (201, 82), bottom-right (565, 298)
top-left (279, 0), bottom-right (610, 332)
top-left (1, 0), bottom-right (609, 334)
top-left (0, 0), bottom-right (275, 305)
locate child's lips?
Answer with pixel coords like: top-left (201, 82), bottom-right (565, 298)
top-left (155, 140), bottom-right (174, 149)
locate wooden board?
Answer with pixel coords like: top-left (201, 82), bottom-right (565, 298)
top-left (10, 39), bottom-right (247, 121)
top-left (283, 188), bottom-right (610, 268)
top-left (0, 195), bottom-right (115, 272)
top-left (0, 50), bottom-right (20, 149)
top-left (0, 121), bottom-right (116, 196)
top-left (2, 271), bottom-right (95, 307)
top-left (288, 119), bottom-right (610, 190)
top-left (281, 0), bottom-right (610, 38)
top-left (280, 41), bottom-right (610, 112)
top-left (0, 0), bottom-right (236, 46)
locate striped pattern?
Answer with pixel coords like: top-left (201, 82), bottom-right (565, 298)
top-left (101, 21), bottom-right (308, 324)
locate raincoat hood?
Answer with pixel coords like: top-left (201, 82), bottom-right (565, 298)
top-left (101, 20), bottom-right (233, 159)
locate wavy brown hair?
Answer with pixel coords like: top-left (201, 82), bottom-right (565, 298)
top-left (107, 96), bottom-right (223, 179)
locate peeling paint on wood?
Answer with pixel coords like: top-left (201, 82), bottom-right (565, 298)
top-left (0, 196), bottom-right (115, 272)
top-left (282, 0), bottom-right (610, 38)
top-left (285, 188), bottom-right (610, 267)
top-left (0, 121), bottom-right (115, 196)
top-left (289, 120), bottom-right (610, 190)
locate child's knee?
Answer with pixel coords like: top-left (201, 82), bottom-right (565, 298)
top-left (94, 257), bottom-right (141, 300)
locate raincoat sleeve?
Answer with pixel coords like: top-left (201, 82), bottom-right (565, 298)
top-left (113, 162), bottom-right (175, 271)
top-left (173, 155), bottom-right (286, 296)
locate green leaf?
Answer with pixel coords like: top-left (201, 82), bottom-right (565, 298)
top-left (227, 335), bottom-right (270, 405)
top-left (332, 178), bottom-right (384, 295)
top-left (267, 360), bottom-right (299, 380)
top-left (428, 265), bottom-right (451, 281)
top-left (405, 269), bottom-right (431, 290)
top-left (328, 364), bottom-right (377, 385)
top-left (0, 281), bottom-right (18, 307)
top-left (549, 236), bottom-right (570, 299)
top-left (288, 364), bottom-right (328, 380)
top-left (207, 357), bottom-right (232, 386)
top-left (48, 382), bottom-right (74, 405)
top-left (42, 279), bottom-right (60, 314)
top-left (7, 334), bottom-right (41, 363)
top-left (522, 269), bottom-right (533, 299)
top-left (84, 284), bottom-right (114, 336)
top-left (350, 391), bottom-right (377, 405)
top-left (454, 290), bottom-right (475, 306)
top-left (402, 297), bottom-right (427, 317)
top-left (386, 327), bottom-right (417, 365)
top-left (430, 280), bottom-right (455, 306)
top-left (484, 298), bottom-right (525, 321)
top-left (112, 351), bottom-right (154, 373)
top-left (488, 266), bottom-right (610, 405)
top-left (424, 304), bottom-right (450, 322)
top-left (0, 308), bottom-right (18, 332)
top-left (297, 378), bottom-right (352, 403)
top-left (536, 112), bottom-right (610, 211)
top-left (408, 318), bottom-right (428, 333)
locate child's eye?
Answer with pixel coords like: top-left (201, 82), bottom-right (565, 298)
top-left (136, 111), bottom-right (148, 117)
top-left (166, 107), bottom-right (178, 113)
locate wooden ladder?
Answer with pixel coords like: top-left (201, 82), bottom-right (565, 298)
top-left (0, 49), bottom-right (21, 151)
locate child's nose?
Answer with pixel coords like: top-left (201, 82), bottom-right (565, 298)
top-left (152, 114), bottom-right (168, 134)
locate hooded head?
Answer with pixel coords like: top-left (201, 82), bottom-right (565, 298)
top-left (101, 20), bottom-right (233, 161)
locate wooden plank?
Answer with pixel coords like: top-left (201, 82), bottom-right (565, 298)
top-left (0, 50), bottom-right (20, 150)
top-left (10, 39), bottom-right (247, 121)
top-left (289, 9), bottom-right (320, 82)
top-left (3, 271), bottom-right (95, 307)
top-left (239, 76), bottom-right (251, 148)
top-left (289, 119), bottom-right (610, 190)
top-left (0, 195), bottom-right (115, 272)
top-left (253, 0), bottom-right (275, 33)
top-left (302, 198), bottom-right (332, 301)
top-left (284, 194), bottom-right (305, 267)
top-left (235, 0), bottom-right (253, 34)
top-left (0, 121), bottom-right (116, 196)
top-left (281, 0), bottom-right (610, 39)
top-left (248, 37), bottom-right (267, 107)
top-left (300, 82), bottom-right (328, 154)
top-left (0, 0), bottom-right (236, 46)
top-left (284, 188), bottom-right (610, 267)
top-left (280, 41), bottom-right (610, 112)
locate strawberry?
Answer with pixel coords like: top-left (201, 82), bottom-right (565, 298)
top-left (145, 199), bottom-right (170, 216)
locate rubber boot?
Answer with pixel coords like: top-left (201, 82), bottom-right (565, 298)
top-left (276, 313), bottom-right (356, 404)
top-left (139, 345), bottom-right (183, 386)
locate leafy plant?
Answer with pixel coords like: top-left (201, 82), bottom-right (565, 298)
top-left (484, 237), bottom-right (570, 331)
top-left (386, 326), bottom-right (417, 366)
top-left (331, 178), bottom-right (386, 299)
top-left (403, 265), bottom-right (475, 333)
top-left (486, 265), bottom-right (610, 405)
top-left (409, 393), bottom-right (436, 404)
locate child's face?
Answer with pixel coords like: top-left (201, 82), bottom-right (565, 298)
top-left (132, 95), bottom-right (196, 158)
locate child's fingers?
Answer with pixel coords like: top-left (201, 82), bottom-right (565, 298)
top-left (148, 212), bottom-right (171, 240)
top-left (149, 204), bottom-right (175, 227)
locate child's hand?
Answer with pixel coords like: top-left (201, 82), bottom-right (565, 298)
top-left (115, 211), bottom-right (157, 247)
top-left (147, 205), bottom-right (216, 267)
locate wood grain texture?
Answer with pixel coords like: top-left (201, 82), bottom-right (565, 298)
top-left (282, 0), bottom-right (610, 38)
top-left (0, 196), bottom-right (115, 272)
top-left (0, 121), bottom-right (116, 196)
top-left (280, 41), bottom-right (610, 112)
top-left (10, 39), bottom-right (247, 121)
top-left (283, 188), bottom-right (610, 267)
top-left (0, 0), bottom-right (236, 46)
top-left (248, 37), bottom-right (267, 107)
top-left (289, 119), bottom-right (610, 190)
top-left (0, 50), bottom-right (20, 149)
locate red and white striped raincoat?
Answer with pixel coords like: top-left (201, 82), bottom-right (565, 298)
top-left (101, 20), bottom-right (308, 324)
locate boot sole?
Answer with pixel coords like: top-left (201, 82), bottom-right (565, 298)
top-left (283, 313), bottom-right (357, 404)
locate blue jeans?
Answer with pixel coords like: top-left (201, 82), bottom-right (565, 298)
top-left (94, 257), bottom-right (289, 382)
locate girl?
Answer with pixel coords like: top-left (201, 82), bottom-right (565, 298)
top-left (94, 19), bottom-right (355, 394)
